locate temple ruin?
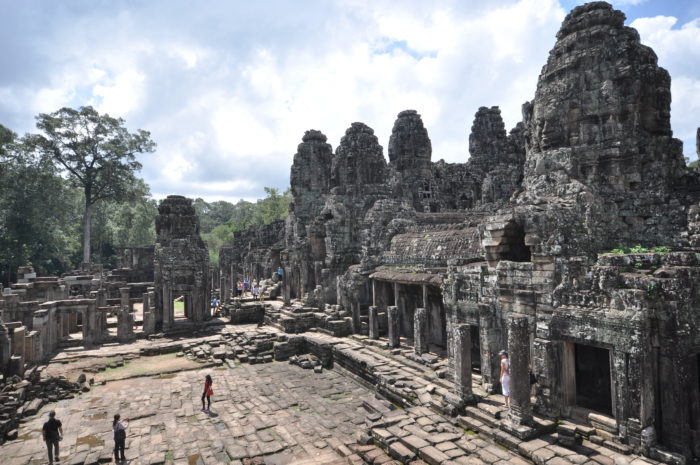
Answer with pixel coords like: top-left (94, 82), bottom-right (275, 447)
top-left (2, 2), bottom-right (700, 465)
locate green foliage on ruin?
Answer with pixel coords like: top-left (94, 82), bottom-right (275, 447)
top-left (604, 245), bottom-right (670, 255)
top-left (197, 187), bottom-right (292, 265)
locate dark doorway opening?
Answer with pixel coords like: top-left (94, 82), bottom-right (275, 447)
top-left (502, 222), bottom-right (531, 262)
top-left (575, 344), bottom-right (612, 415)
top-left (470, 325), bottom-right (481, 373)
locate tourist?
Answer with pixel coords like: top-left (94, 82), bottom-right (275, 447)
top-left (236, 281), bottom-right (243, 297)
top-left (252, 282), bottom-right (260, 300)
top-left (42, 410), bottom-right (63, 465)
top-left (499, 350), bottom-right (510, 408)
top-left (112, 414), bottom-right (128, 463)
top-left (201, 374), bottom-right (214, 413)
top-left (277, 266), bottom-right (284, 281)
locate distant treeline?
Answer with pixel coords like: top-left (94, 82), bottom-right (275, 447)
top-left (1, 115), bottom-right (289, 284)
top-left (194, 187), bottom-right (292, 266)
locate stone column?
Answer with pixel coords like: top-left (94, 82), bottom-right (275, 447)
top-left (393, 282), bottom-right (399, 307)
top-left (25, 331), bottom-right (38, 364)
top-left (368, 306), bottom-right (379, 339)
top-left (372, 280), bottom-right (377, 307)
top-left (118, 287), bottom-right (134, 342)
top-left (62, 311), bottom-right (71, 337)
top-left (0, 323), bottom-right (11, 374)
top-left (387, 305), bottom-right (400, 348)
top-left (162, 284), bottom-right (173, 330)
top-left (142, 291), bottom-right (155, 335)
top-left (414, 307), bottom-right (429, 354)
top-left (453, 324), bottom-right (474, 401)
top-left (507, 315), bottom-right (533, 425)
top-left (11, 326), bottom-right (26, 360)
top-left (83, 302), bottom-right (96, 348)
top-left (351, 299), bottom-right (361, 334)
top-left (422, 284), bottom-right (428, 308)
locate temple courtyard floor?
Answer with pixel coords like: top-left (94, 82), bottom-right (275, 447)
top-left (1, 359), bottom-right (369, 465)
top-left (0, 324), bottom-right (661, 465)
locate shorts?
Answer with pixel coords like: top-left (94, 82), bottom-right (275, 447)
top-left (501, 375), bottom-right (510, 397)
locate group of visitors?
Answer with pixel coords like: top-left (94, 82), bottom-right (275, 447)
top-left (234, 279), bottom-right (267, 300)
top-left (42, 374), bottom-right (215, 464)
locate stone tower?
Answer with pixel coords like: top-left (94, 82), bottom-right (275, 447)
top-left (524, 1), bottom-right (686, 196)
top-left (290, 129), bottom-right (333, 225)
top-left (331, 122), bottom-right (387, 189)
top-left (153, 195), bottom-right (211, 330)
top-left (388, 110), bottom-right (432, 178)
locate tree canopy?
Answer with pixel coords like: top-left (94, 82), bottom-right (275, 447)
top-left (31, 106), bottom-right (156, 264)
top-left (196, 187), bottom-right (291, 265)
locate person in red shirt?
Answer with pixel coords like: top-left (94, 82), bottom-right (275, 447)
top-left (201, 375), bottom-right (213, 413)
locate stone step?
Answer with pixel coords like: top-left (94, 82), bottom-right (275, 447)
top-left (464, 406), bottom-right (501, 429)
top-left (475, 401), bottom-right (506, 419)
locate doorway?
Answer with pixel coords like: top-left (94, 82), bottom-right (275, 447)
top-left (470, 325), bottom-right (481, 373)
top-left (575, 343), bottom-right (613, 415)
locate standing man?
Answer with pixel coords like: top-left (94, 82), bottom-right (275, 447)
top-left (42, 410), bottom-right (63, 464)
top-left (499, 350), bottom-right (510, 408)
top-left (277, 266), bottom-right (284, 281)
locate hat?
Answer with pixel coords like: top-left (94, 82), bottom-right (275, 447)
top-left (498, 350), bottom-right (508, 356)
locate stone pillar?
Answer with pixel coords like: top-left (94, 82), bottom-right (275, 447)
top-left (453, 324), bottom-right (474, 401)
top-left (162, 284), bottom-right (173, 330)
top-left (25, 331), bottom-right (38, 363)
top-left (387, 305), bottom-right (400, 348)
top-left (142, 291), bottom-right (155, 335)
top-left (32, 308), bottom-right (49, 360)
top-left (351, 299), bottom-right (361, 334)
top-left (62, 311), bottom-right (70, 337)
top-left (422, 284), bottom-right (428, 308)
top-left (414, 307), bottom-right (429, 354)
top-left (368, 306), bottom-right (379, 339)
top-left (0, 323), bottom-right (11, 374)
top-left (69, 311), bottom-right (79, 333)
top-left (393, 282), bottom-right (399, 307)
top-left (10, 326), bottom-right (26, 369)
top-left (507, 315), bottom-right (533, 425)
top-left (83, 301), bottom-right (96, 348)
top-left (372, 280), bottom-right (376, 307)
top-left (118, 287), bottom-right (134, 342)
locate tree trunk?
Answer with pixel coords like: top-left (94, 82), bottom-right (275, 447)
top-left (83, 201), bottom-right (93, 265)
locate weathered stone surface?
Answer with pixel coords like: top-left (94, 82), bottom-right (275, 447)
top-left (154, 195), bottom-right (211, 330)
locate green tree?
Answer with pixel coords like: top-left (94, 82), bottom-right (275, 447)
top-left (0, 127), bottom-right (82, 283)
top-left (31, 106), bottom-right (156, 264)
top-left (198, 187), bottom-right (291, 265)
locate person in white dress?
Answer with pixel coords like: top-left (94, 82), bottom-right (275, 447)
top-left (499, 349), bottom-right (510, 408)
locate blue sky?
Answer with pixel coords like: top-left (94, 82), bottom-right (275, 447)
top-left (1, 0), bottom-right (698, 202)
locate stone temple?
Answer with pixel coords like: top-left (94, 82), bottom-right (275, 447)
top-left (2, 3), bottom-right (700, 465)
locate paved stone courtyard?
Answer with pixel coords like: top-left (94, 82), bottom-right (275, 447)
top-left (0, 361), bottom-right (370, 465)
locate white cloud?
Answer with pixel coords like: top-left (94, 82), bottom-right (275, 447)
top-left (92, 69), bottom-right (146, 117)
top-left (5, 0), bottom-right (699, 202)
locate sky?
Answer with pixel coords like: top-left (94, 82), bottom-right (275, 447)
top-left (1, 0), bottom-right (699, 203)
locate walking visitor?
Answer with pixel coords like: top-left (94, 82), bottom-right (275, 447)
top-left (201, 374), bottom-right (214, 412)
top-left (42, 410), bottom-right (63, 465)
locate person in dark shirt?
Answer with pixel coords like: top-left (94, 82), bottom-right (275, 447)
top-left (42, 410), bottom-right (63, 464)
